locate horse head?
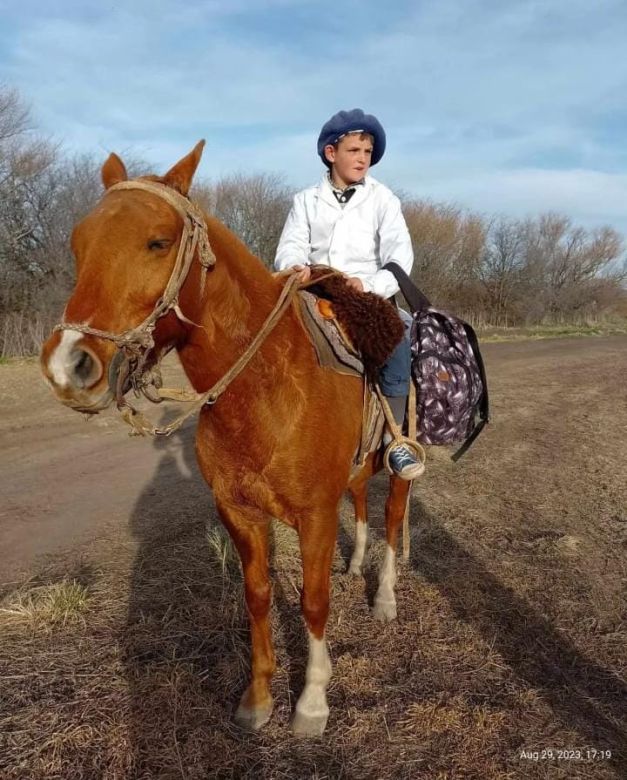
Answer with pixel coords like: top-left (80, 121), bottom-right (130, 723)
top-left (40, 141), bottom-right (206, 414)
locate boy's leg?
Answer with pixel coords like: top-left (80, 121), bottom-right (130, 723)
top-left (383, 395), bottom-right (409, 443)
top-left (379, 322), bottom-right (423, 480)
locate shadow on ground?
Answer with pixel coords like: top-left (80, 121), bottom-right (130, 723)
top-left (120, 427), bottom-right (625, 777)
top-left (407, 497), bottom-right (626, 774)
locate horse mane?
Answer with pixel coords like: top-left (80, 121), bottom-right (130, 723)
top-left (139, 173), bottom-right (402, 373)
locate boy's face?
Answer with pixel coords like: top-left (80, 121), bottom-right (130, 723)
top-left (324, 133), bottom-right (373, 188)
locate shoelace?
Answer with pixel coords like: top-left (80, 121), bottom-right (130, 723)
top-left (390, 445), bottom-right (419, 466)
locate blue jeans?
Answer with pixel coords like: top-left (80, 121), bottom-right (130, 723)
top-left (379, 309), bottom-right (412, 397)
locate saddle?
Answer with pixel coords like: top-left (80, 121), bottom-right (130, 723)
top-left (295, 267), bottom-right (405, 472)
top-left (302, 268), bottom-right (405, 372)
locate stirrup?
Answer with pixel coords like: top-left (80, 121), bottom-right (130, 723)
top-left (382, 436), bottom-right (426, 478)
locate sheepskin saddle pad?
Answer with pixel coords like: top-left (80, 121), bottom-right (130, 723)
top-left (300, 265), bottom-right (405, 375)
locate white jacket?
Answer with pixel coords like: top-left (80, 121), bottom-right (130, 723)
top-left (274, 174), bottom-right (413, 299)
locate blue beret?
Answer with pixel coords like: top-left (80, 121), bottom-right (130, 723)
top-left (317, 108), bottom-right (386, 168)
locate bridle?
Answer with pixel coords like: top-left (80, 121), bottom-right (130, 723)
top-left (54, 179), bottom-right (216, 352)
top-left (53, 178), bottom-right (302, 436)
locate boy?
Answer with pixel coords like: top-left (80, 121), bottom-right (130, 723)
top-left (275, 108), bottom-right (422, 480)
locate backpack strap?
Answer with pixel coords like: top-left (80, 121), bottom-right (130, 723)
top-left (451, 418), bottom-right (488, 461)
top-left (383, 262), bottom-right (431, 312)
top-left (451, 320), bottom-right (490, 461)
top-left (463, 321), bottom-right (490, 424)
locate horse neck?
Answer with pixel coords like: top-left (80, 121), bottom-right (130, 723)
top-left (175, 218), bottom-right (295, 392)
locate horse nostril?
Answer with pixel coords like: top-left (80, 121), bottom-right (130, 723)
top-left (75, 350), bottom-right (92, 377)
top-left (72, 349), bottom-right (101, 388)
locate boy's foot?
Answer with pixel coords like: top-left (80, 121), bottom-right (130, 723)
top-left (388, 443), bottom-right (425, 480)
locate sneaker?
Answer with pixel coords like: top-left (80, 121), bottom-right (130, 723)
top-left (388, 444), bottom-right (425, 480)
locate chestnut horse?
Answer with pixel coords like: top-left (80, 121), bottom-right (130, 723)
top-left (40, 142), bottom-right (412, 736)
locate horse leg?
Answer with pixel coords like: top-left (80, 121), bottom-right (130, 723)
top-left (373, 475), bottom-right (411, 622)
top-left (346, 454), bottom-right (377, 575)
top-left (216, 500), bottom-right (275, 731)
top-left (348, 483), bottom-right (368, 575)
top-left (292, 510), bottom-right (336, 737)
top-left (348, 474), bottom-right (368, 577)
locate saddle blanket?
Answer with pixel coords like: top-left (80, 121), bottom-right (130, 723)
top-left (297, 290), bottom-right (385, 472)
top-left (298, 291), bottom-right (363, 377)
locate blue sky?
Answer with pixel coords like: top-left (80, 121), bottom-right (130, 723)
top-left (2, 0), bottom-right (627, 235)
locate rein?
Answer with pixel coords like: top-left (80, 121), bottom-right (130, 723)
top-left (53, 179), bottom-right (305, 436)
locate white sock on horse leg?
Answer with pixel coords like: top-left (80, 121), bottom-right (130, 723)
top-left (349, 520), bottom-right (368, 574)
top-left (293, 630), bottom-right (332, 735)
top-left (373, 544), bottom-right (398, 621)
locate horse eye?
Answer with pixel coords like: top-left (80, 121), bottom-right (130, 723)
top-left (147, 239), bottom-right (171, 251)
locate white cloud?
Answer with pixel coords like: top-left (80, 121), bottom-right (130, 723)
top-left (402, 167), bottom-right (627, 229)
top-left (2, 0), bottom-right (627, 236)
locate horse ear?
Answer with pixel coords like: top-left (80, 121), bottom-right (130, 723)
top-left (162, 140), bottom-right (205, 196)
top-left (101, 153), bottom-right (128, 189)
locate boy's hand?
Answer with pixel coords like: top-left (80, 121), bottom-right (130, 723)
top-left (292, 264), bottom-right (312, 283)
top-left (346, 276), bottom-right (364, 293)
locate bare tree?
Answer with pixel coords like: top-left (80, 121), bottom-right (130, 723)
top-left (0, 85), bottom-right (30, 145)
top-left (0, 88), bottom-right (59, 313)
top-left (196, 173), bottom-right (293, 268)
top-left (477, 217), bottom-right (532, 325)
top-left (525, 214), bottom-right (625, 321)
top-left (403, 199), bottom-right (486, 310)
top-left (0, 87), bottom-right (114, 354)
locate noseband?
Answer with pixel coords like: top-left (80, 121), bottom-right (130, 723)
top-left (53, 179), bottom-right (303, 436)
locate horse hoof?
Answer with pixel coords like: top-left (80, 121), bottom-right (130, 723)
top-left (234, 702), bottom-right (273, 731)
top-left (291, 709), bottom-right (329, 737)
top-left (373, 598), bottom-right (397, 622)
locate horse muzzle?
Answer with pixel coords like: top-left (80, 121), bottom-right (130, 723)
top-left (40, 329), bottom-right (114, 413)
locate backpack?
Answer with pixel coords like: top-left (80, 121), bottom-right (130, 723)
top-left (384, 262), bottom-right (490, 461)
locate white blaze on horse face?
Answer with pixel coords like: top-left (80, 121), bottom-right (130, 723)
top-left (48, 330), bottom-right (86, 388)
top-left (373, 544), bottom-right (397, 621)
top-left (45, 327), bottom-right (110, 411)
top-left (293, 630), bottom-right (332, 734)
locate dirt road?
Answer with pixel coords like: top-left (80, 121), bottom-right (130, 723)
top-left (0, 356), bottom-right (205, 582)
top-left (1, 336), bottom-right (624, 582)
top-left (1, 335), bottom-right (626, 779)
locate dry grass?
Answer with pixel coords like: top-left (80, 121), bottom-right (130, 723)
top-left (0, 580), bottom-right (90, 629)
top-left (478, 320), bottom-right (627, 342)
top-left (1, 338), bottom-right (626, 778)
